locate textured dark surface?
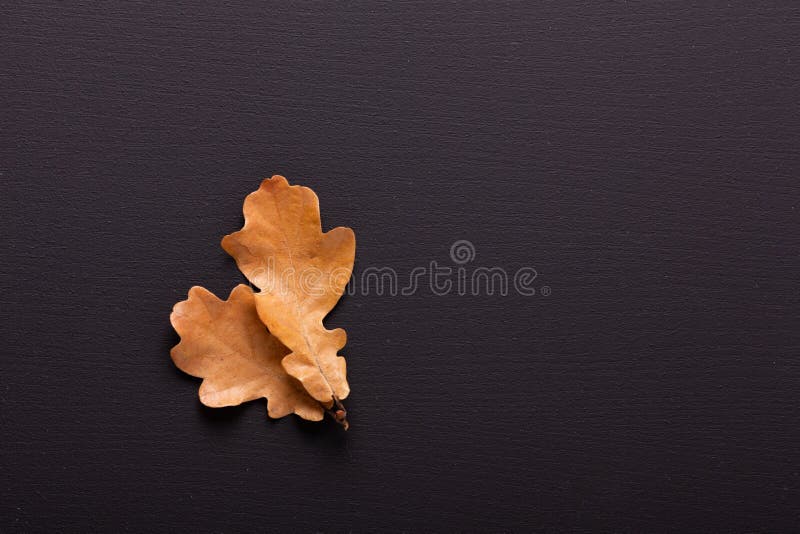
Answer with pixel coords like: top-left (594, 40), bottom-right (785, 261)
top-left (2, 1), bottom-right (800, 532)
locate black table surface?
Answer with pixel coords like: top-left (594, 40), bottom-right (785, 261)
top-left (3, 2), bottom-right (800, 532)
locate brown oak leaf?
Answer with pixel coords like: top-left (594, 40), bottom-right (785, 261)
top-left (221, 176), bottom-right (354, 411)
top-left (170, 284), bottom-right (324, 421)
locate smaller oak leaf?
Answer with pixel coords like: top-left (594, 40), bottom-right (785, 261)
top-left (170, 284), bottom-right (324, 421)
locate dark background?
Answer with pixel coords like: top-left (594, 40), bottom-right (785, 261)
top-left (2, 1), bottom-right (799, 532)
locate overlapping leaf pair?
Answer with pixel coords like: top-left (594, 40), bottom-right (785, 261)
top-left (170, 176), bottom-right (355, 428)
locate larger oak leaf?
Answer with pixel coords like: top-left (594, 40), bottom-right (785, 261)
top-left (221, 176), bottom-right (354, 408)
top-left (170, 284), bottom-right (324, 421)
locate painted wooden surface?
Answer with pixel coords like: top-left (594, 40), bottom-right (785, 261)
top-left (2, 1), bottom-right (799, 531)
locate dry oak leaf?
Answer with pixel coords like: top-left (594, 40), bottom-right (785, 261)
top-left (221, 175), bottom-right (354, 409)
top-left (170, 284), bottom-right (324, 422)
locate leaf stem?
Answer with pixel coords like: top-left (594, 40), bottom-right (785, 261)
top-left (325, 396), bottom-right (349, 430)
